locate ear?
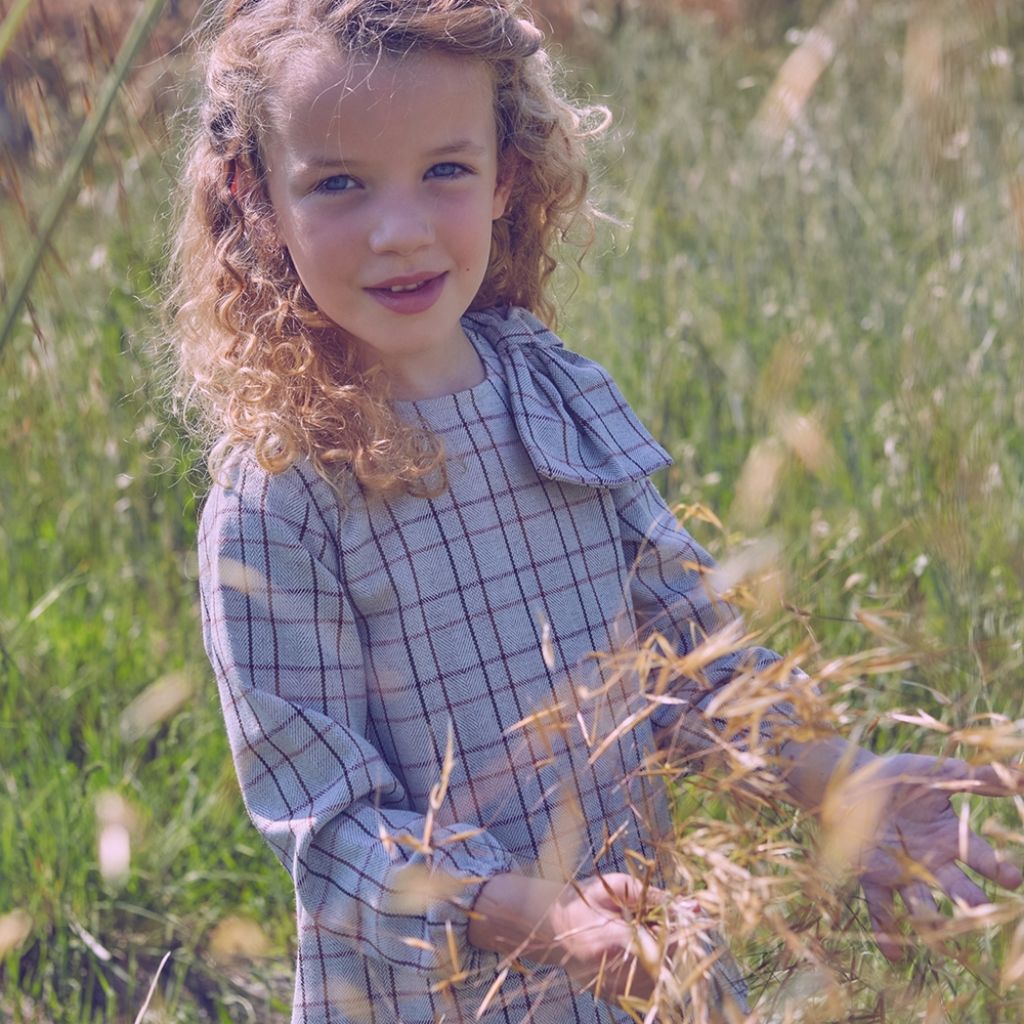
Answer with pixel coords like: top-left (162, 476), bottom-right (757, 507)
top-left (492, 175), bottom-right (512, 221)
top-left (492, 151), bottom-right (516, 220)
top-left (229, 158), bottom-right (287, 249)
top-left (226, 158), bottom-right (260, 202)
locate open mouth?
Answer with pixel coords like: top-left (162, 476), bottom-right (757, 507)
top-left (384, 280), bottom-right (432, 293)
top-left (366, 272), bottom-right (446, 314)
top-left (368, 272), bottom-right (441, 291)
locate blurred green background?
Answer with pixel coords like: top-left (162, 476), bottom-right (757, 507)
top-left (2, 0), bottom-right (1023, 1020)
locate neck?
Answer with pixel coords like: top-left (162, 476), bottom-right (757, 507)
top-left (379, 331), bottom-right (485, 401)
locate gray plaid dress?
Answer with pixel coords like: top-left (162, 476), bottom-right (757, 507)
top-left (199, 306), bottom-right (778, 1023)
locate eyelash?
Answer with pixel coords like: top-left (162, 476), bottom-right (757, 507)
top-left (314, 162), bottom-right (473, 193)
top-left (425, 162), bottom-right (471, 180)
top-left (315, 174), bottom-right (357, 194)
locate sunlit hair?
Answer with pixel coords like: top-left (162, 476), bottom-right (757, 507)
top-left (166, 0), bottom-right (606, 495)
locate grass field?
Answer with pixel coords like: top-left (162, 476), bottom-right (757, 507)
top-left (2, 1), bottom-right (1024, 1020)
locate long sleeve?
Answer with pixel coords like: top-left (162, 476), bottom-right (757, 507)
top-left (613, 477), bottom-right (797, 764)
top-left (198, 460), bottom-right (515, 983)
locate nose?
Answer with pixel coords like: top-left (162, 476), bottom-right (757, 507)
top-left (368, 195), bottom-right (434, 256)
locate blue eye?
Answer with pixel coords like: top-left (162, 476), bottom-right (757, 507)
top-left (426, 162), bottom-right (470, 180)
top-left (316, 174), bottom-right (358, 193)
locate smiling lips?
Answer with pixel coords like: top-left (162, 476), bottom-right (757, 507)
top-left (365, 271), bottom-right (446, 314)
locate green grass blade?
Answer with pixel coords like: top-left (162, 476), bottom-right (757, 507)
top-left (0, 0), bottom-right (172, 358)
top-left (0, 0), bottom-right (34, 62)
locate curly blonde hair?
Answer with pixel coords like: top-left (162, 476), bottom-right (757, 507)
top-left (167, 0), bottom-right (605, 495)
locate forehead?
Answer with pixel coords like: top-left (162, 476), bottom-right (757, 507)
top-left (265, 48), bottom-right (497, 158)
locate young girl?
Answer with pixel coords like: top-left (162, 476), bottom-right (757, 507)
top-left (170, 2), bottom-right (1023, 1021)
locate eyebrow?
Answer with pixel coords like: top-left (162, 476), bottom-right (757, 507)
top-left (297, 139), bottom-right (487, 174)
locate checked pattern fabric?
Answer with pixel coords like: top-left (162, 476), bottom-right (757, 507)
top-left (199, 307), bottom-right (784, 1023)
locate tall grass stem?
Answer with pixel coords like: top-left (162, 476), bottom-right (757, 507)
top-left (0, 0), bottom-right (34, 62)
top-left (132, 950), bottom-right (171, 1024)
top-left (0, 0), bottom-right (171, 357)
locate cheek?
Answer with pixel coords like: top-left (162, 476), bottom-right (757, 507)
top-left (288, 216), bottom-right (361, 282)
top-left (291, 212), bottom-right (341, 253)
top-left (442, 200), bottom-right (499, 257)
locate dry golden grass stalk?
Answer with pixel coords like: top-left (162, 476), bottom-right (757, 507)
top-left (207, 915), bottom-right (273, 963)
top-left (526, 0), bottom-right (749, 41)
top-left (585, 596), bottom-right (1024, 1020)
top-left (119, 672), bottom-right (194, 742)
top-left (753, 0), bottom-right (870, 142)
top-left (0, 909), bottom-right (32, 958)
top-left (1011, 176), bottom-right (1024, 250)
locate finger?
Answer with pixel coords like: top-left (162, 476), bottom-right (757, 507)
top-left (899, 882), bottom-right (939, 919)
top-left (970, 762), bottom-right (1024, 795)
top-left (862, 881), bottom-right (903, 962)
top-left (932, 760), bottom-right (1024, 796)
top-left (934, 863), bottom-right (989, 908)
top-left (960, 830), bottom-right (1024, 890)
top-left (898, 884), bottom-right (958, 960)
top-left (668, 895), bottom-right (705, 925)
top-left (586, 873), bottom-right (643, 912)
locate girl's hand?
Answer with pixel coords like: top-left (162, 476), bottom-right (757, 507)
top-left (470, 872), bottom-right (696, 1003)
top-left (842, 753), bottom-right (1024, 960)
top-left (544, 873), bottom-right (662, 1001)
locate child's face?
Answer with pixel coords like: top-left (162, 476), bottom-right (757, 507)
top-left (263, 48), bottom-right (510, 387)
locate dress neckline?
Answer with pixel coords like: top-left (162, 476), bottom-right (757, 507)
top-left (393, 306), bottom-right (671, 486)
top-left (392, 321), bottom-right (500, 422)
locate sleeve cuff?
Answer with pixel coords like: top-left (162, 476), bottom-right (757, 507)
top-left (417, 832), bottom-right (519, 984)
